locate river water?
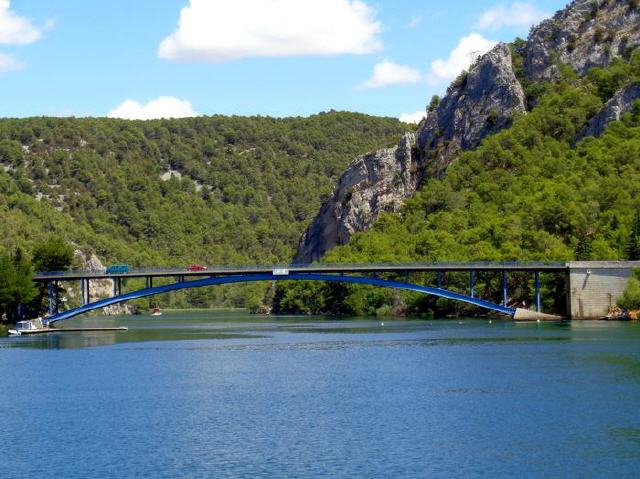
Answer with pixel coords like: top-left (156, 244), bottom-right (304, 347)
top-left (1, 313), bottom-right (639, 478)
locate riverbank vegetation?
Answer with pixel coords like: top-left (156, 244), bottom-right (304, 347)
top-left (617, 269), bottom-right (640, 312)
top-left (0, 236), bottom-right (73, 322)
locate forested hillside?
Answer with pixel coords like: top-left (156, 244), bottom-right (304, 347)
top-left (0, 112), bottom-right (407, 310)
top-left (276, 53), bottom-right (640, 317)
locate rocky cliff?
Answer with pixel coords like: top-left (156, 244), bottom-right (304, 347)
top-left (67, 250), bottom-right (133, 315)
top-left (295, 44), bottom-right (526, 263)
top-left (576, 82), bottom-right (640, 140)
top-left (295, 133), bottom-right (417, 263)
top-left (416, 44), bottom-right (527, 178)
top-left (295, 0), bottom-right (640, 263)
top-left (525, 0), bottom-right (640, 82)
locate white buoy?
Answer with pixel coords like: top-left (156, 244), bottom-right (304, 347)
top-left (380, 322), bottom-right (384, 326)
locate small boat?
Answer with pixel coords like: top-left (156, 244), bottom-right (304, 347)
top-left (8, 317), bottom-right (128, 336)
top-left (8, 318), bottom-right (48, 336)
top-left (151, 306), bottom-right (162, 316)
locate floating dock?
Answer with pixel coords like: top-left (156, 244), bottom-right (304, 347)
top-left (12, 327), bottom-right (128, 335)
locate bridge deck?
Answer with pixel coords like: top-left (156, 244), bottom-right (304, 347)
top-left (34, 262), bottom-right (570, 281)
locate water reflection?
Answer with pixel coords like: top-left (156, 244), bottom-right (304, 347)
top-left (0, 312), bottom-right (623, 351)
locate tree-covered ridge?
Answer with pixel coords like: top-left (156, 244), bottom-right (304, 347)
top-left (277, 55), bottom-right (640, 317)
top-left (331, 90), bottom-right (639, 263)
top-left (0, 112), bottom-right (407, 265)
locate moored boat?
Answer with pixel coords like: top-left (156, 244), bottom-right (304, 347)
top-left (8, 318), bottom-right (47, 336)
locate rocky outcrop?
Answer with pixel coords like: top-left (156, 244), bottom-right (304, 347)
top-left (295, 0), bottom-right (640, 263)
top-left (295, 44), bottom-right (526, 262)
top-left (416, 43), bottom-right (526, 177)
top-left (576, 82), bottom-right (640, 140)
top-left (525, 0), bottom-right (640, 82)
top-left (67, 250), bottom-right (133, 315)
top-left (295, 133), bottom-right (417, 263)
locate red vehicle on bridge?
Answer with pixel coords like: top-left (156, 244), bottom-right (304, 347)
top-left (187, 264), bottom-right (208, 271)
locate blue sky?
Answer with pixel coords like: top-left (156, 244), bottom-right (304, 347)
top-left (0, 0), bottom-right (568, 120)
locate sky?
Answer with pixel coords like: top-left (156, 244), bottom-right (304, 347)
top-left (0, 0), bottom-right (569, 121)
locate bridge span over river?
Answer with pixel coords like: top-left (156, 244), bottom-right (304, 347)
top-left (33, 261), bottom-right (640, 324)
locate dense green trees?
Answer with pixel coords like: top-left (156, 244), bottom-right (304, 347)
top-left (626, 212), bottom-right (640, 260)
top-left (618, 270), bottom-right (640, 311)
top-left (0, 237), bottom-right (74, 321)
top-left (0, 112), bottom-right (407, 312)
top-left (0, 249), bottom-right (37, 321)
top-left (32, 236), bottom-right (74, 272)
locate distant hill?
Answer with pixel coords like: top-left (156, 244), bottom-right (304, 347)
top-left (0, 112), bottom-right (407, 309)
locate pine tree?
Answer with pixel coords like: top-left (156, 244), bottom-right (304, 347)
top-left (627, 212), bottom-right (640, 260)
top-left (574, 236), bottom-right (593, 261)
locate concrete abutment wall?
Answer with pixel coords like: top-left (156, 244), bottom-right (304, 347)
top-left (567, 262), bottom-right (640, 319)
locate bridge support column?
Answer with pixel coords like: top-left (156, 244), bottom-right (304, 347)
top-left (502, 271), bottom-right (509, 307)
top-left (48, 281), bottom-right (54, 316)
top-left (48, 281), bottom-right (60, 315)
top-left (469, 271), bottom-right (475, 298)
top-left (535, 272), bottom-right (541, 312)
top-left (81, 279), bottom-right (90, 306)
top-left (113, 278), bottom-right (122, 297)
top-left (146, 276), bottom-right (153, 289)
top-left (437, 272), bottom-right (443, 289)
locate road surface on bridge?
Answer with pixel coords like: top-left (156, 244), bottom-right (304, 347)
top-left (34, 262), bottom-right (569, 282)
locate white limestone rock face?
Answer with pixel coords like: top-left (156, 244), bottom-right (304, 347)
top-left (416, 43), bottom-right (527, 177)
top-left (69, 250), bottom-right (133, 316)
top-left (525, 0), bottom-right (640, 82)
top-left (295, 133), bottom-right (417, 263)
top-left (295, 45), bottom-right (526, 262)
top-left (576, 82), bottom-right (640, 140)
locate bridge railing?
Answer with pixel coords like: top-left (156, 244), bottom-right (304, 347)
top-left (34, 261), bottom-right (569, 279)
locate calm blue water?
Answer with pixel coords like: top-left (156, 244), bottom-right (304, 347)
top-left (1, 314), bottom-right (639, 478)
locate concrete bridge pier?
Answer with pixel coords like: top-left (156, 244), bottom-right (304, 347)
top-left (47, 281), bottom-right (59, 316)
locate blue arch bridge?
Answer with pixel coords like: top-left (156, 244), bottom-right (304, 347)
top-left (33, 263), bottom-right (567, 325)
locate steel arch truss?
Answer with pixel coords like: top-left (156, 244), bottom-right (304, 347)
top-left (44, 273), bottom-right (516, 324)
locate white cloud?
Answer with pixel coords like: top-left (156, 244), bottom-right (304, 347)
top-left (361, 60), bottom-right (421, 89)
top-left (0, 0), bottom-right (44, 45)
top-left (428, 33), bottom-right (497, 85)
top-left (476, 2), bottom-right (548, 31)
top-left (399, 111), bottom-right (426, 124)
top-left (0, 52), bottom-right (23, 72)
top-left (158, 0), bottom-right (382, 62)
top-left (107, 97), bottom-right (198, 120)
top-left (405, 15), bottom-right (423, 29)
